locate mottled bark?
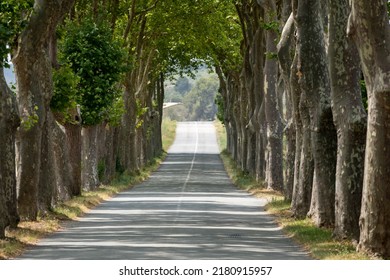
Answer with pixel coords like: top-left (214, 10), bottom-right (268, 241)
top-left (329, 0), bottom-right (367, 240)
top-left (120, 83), bottom-right (138, 173)
top-left (81, 126), bottom-right (99, 190)
top-left (261, 0), bottom-right (284, 191)
top-left (0, 68), bottom-right (20, 236)
top-left (252, 23), bottom-right (266, 182)
top-left (348, 0), bottom-right (390, 258)
top-left (230, 79), bottom-right (239, 161)
top-left (297, 0), bottom-right (337, 227)
top-left (13, 0), bottom-right (75, 221)
top-left (38, 111), bottom-right (57, 212)
top-left (64, 120), bottom-right (82, 196)
top-left (290, 40), bottom-right (314, 218)
top-left (277, 13), bottom-right (295, 200)
top-left (39, 111), bottom-right (73, 213)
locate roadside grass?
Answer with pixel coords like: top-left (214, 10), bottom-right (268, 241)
top-left (214, 120), bottom-right (227, 152)
top-left (1, 119), bottom-right (178, 260)
top-left (213, 121), bottom-right (374, 260)
top-left (162, 117), bottom-right (177, 151)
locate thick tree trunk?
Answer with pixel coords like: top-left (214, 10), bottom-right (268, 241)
top-left (290, 46), bottom-right (314, 218)
top-left (120, 84), bottom-right (138, 173)
top-left (13, 0), bottom-right (75, 221)
top-left (277, 13), bottom-right (295, 200)
top-left (64, 122), bottom-right (82, 196)
top-left (329, 0), bottom-right (367, 240)
top-left (81, 126), bottom-right (100, 190)
top-left (39, 110), bottom-right (73, 213)
top-left (14, 49), bottom-right (47, 220)
top-left (103, 125), bottom-right (116, 183)
top-left (0, 68), bottom-right (20, 237)
top-left (261, 0), bottom-right (284, 191)
top-left (348, 0), bottom-right (390, 258)
top-left (297, 0), bottom-right (337, 227)
top-left (38, 111), bottom-right (57, 213)
top-left (238, 68), bottom-right (249, 172)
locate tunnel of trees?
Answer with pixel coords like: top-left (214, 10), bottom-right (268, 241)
top-left (0, 0), bottom-right (389, 258)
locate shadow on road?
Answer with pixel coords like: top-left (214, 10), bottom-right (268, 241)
top-left (19, 122), bottom-right (309, 260)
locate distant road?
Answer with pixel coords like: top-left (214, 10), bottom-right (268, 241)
top-left (163, 102), bottom-right (182, 109)
top-left (19, 122), bottom-right (309, 259)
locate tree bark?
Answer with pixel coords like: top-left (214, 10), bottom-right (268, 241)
top-left (13, 0), bottom-right (75, 221)
top-left (0, 67), bottom-right (20, 237)
top-left (277, 13), bottom-right (295, 200)
top-left (329, 0), bottom-right (367, 240)
top-left (81, 126), bottom-right (100, 190)
top-left (296, 0), bottom-right (337, 227)
top-left (38, 110), bottom-right (73, 213)
top-left (64, 121), bottom-right (82, 196)
top-left (348, 0), bottom-right (390, 258)
top-left (290, 40), bottom-right (314, 218)
top-left (261, 0), bottom-right (284, 191)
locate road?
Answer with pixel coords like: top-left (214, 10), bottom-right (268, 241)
top-left (19, 122), bottom-right (309, 260)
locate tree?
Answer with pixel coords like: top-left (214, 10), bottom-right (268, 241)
top-left (329, 0), bottom-right (366, 240)
top-left (174, 76), bottom-right (191, 95)
top-left (296, 0), bottom-right (337, 227)
top-left (13, 0), bottom-right (75, 221)
top-left (59, 18), bottom-right (126, 190)
top-left (277, 11), bottom-right (295, 200)
top-left (0, 0), bottom-right (32, 236)
top-left (259, 0), bottom-right (284, 191)
top-left (0, 67), bottom-right (20, 237)
top-left (183, 76), bottom-right (219, 121)
top-left (348, 0), bottom-right (390, 258)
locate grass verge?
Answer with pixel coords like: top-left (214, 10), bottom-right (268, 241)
top-left (214, 121), bottom-right (374, 260)
top-left (162, 118), bottom-right (177, 152)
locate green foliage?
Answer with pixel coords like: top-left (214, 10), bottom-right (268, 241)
top-left (183, 76), bottom-right (219, 121)
top-left (388, 1), bottom-right (390, 18)
top-left (20, 105), bottom-right (38, 131)
top-left (149, 0), bottom-right (242, 76)
top-left (135, 99), bottom-right (148, 128)
top-left (260, 20), bottom-right (279, 32)
top-left (215, 92), bottom-right (225, 124)
top-left (106, 95), bottom-right (125, 126)
top-left (0, 0), bottom-right (33, 66)
top-left (60, 18), bottom-right (126, 126)
top-left (174, 76), bottom-right (192, 95)
top-left (265, 51), bottom-right (278, 60)
top-left (51, 65), bottom-right (80, 118)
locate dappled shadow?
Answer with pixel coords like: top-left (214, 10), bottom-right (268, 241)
top-left (19, 151), bottom-right (309, 260)
top-left (18, 123), bottom-right (309, 259)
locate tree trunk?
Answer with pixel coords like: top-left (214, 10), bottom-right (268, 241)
top-left (38, 110), bottom-right (57, 213)
top-left (277, 13), bottom-right (295, 200)
top-left (64, 121), bottom-right (82, 196)
top-left (261, 0), bottom-right (284, 191)
top-left (0, 68), bottom-right (20, 237)
top-left (329, 0), bottom-right (367, 240)
top-left (348, 0), bottom-right (390, 258)
top-left (38, 110), bottom-right (73, 213)
top-left (296, 0), bottom-right (337, 227)
top-left (81, 126), bottom-right (100, 190)
top-left (13, 0), bottom-right (75, 221)
top-left (290, 46), bottom-right (314, 218)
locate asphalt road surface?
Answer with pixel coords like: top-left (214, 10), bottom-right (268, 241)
top-left (19, 122), bottom-right (310, 260)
